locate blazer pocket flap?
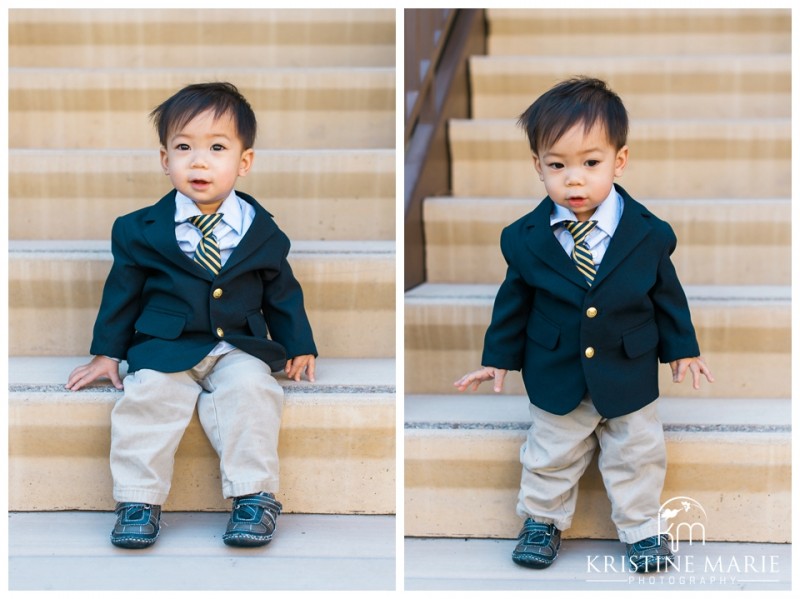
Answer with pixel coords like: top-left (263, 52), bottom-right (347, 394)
top-left (246, 311), bottom-right (267, 338)
top-left (622, 320), bottom-right (659, 358)
top-left (527, 311), bottom-right (560, 350)
top-left (134, 308), bottom-right (186, 340)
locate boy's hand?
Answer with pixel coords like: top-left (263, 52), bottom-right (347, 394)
top-left (669, 356), bottom-right (714, 390)
top-left (285, 355), bottom-right (316, 382)
top-left (66, 355), bottom-right (123, 391)
top-left (454, 367), bottom-right (507, 393)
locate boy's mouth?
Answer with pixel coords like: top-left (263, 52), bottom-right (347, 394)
top-left (190, 179), bottom-right (211, 190)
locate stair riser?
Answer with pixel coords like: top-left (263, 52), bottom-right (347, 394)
top-left (449, 121), bottom-right (790, 199)
top-left (9, 68), bottom-right (393, 149)
top-left (476, 93), bottom-right (790, 121)
top-left (9, 393), bottom-right (395, 513)
top-left (404, 428), bottom-right (790, 541)
top-left (10, 150), bottom-right (395, 241)
top-left (471, 56), bottom-right (790, 119)
top-left (9, 253), bottom-right (395, 358)
top-left (404, 301), bottom-right (790, 398)
top-left (485, 8), bottom-right (790, 56)
top-left (489, 33), bottom-right (790, 57)
top-left (423, 199), bottom-right (790, 286)
top-left (9, 9), bottom-right (395, 68)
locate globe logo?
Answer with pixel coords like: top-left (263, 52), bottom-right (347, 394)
top-left (657, 495), bottom-right (708, 552)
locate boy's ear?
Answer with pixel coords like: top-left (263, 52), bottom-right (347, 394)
top-left (238, 148), bottom-right (255, 177)
top-left (159, 147), bottom-right (170, 175)
top-left (532, 154), bottom-right (544, 181)
top-left (614, 145), bottom-right (629, 178)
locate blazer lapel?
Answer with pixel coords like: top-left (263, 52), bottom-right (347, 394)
top-left (219, 191), bottom-right (279, 273)
top-left (142, 190), bottom-right (213, 279)
top-left (524, 198), bottom-right (589, 288)
top-left (591, 186), bottom-right (652, 288)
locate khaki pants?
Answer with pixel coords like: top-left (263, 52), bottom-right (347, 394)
top-left (110, 349), bottom-right (284, 505)
top-left (516, 396), bottom-right (666, 544)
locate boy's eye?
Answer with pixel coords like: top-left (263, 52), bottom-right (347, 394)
top-left (548, 162), bottom-right (564, 170)
top-left (211, 144), bottom-right (225, 151)
top-left (585, 160), bottom-right (599, 167)
top-left (176, 143), bottom-right (190, 151)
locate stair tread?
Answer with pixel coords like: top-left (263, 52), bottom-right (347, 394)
top-left (405, 537), bottom-right (789, 591)
top-left (9, 356), bottom-right (395, 395)
top-left (404, 394), bottom-right (789, 429)
top-left (8, 512), bottom-right (394, 591)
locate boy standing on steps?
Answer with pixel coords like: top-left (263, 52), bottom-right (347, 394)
top-left (454, 77), bottom-right (713, 572)
top-left (66, 82), bottom-right (317, 549)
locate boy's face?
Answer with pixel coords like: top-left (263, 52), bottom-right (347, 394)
top-left (532, 123), bottom-right (628, 221)
top-left (160, 109), bottom-right (254, 214)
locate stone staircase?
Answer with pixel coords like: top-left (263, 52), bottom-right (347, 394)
top-left (8, 9), bottom-right (396, 516)
top-left (405, 8), bottom-right (790, 542)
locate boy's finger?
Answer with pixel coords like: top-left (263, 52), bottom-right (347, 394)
top-left (673, 361), bottom-right (686, 383)
top-left (306, 358), bottom-right (316, 382)
top-left (493, 370), bottom-right (505, 393)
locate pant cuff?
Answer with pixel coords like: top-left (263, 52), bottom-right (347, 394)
top-left (224, 478), bottom-right (280, 499)
top-left (617, 520), bottom-right (661, 544)
top-left (113, 486), bottom-right (169, 506)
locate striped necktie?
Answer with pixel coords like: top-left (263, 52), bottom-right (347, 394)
top-left (563, 220), bottom-right (598, 286)
top-left (188, 213), bottom-right (224, 275)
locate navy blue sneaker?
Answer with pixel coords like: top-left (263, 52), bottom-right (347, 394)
top-left (512, 518), bottom-right (561, 569)
top-left (222, 492), bottom-right (283, 547)
top-left (110, 502), bottom-right (161, 549)
top-left (626, 534), bottom-right (674, 573)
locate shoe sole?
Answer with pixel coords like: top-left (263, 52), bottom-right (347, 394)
top-left (222, 532), bottom-right (273, 547)
top-left (110, 534), bottom-right (158, 549)
top-left (512, 553), bottom-right (556, 569)
top-left (631, 555), bottom-right (673, 573)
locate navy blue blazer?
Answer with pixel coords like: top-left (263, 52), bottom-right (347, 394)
top-left (481, 184), bottom-right (700, 418)
top-left (90, 189), bottom-right (317, 374)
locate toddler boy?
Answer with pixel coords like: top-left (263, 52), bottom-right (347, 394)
top-left (67, 82), bottom-right (317, 549)
top-left (455, 77), bottom-right (713, 572)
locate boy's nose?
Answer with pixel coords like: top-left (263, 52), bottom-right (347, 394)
top-left (565, 170), bottom-right (582, 185)
top-left (190, 152), bottom-right (208, 168)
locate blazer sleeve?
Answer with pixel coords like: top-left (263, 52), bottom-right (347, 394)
top-left (650, 225), bottom-right (701, 363)
top-left (89, 217), bottom-right (148, 360)
top-left (480, 226), bottom-right (535, 371)
top-left (261, 241), bottom-right (318, 360)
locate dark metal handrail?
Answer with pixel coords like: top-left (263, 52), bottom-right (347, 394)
top-left (404, 9), bottom-right (486, 290)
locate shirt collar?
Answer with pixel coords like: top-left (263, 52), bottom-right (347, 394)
top-left (550, 186), bottom-right (623, 237)
top-left (174, 190), bottom-right (245, 235)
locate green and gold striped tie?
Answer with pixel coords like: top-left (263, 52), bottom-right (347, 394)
top-left (563, 220), bottom-right (598, 286)
top-left (189, 213), bottom-right (224, 275)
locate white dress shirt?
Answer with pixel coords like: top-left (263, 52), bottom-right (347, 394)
top-left (550, 186), bottom-right (624, 267)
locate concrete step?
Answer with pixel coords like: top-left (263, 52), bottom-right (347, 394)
top-left (9, 149), bottom-right (395, 241)
top-left (9, 240), bottom-right (395, 358)
top-left (8, 356), bottom-right (395, 513)
top-left (449, 118), bottom-right (790, 198)
top-left (404, 394), bottom-right (790, 542)
top-left (9, 512), bottom-right (395, 591)
top-left (404, 283), bottom-right (790, 398)
top-left (9, 8), bottom-right (395, 68)
top-left (9, 68), bottom-right (395, 149)
top-left (405, 537), bottom-right (790, 590)
top-left (422, 197), bottom-right (790, 286)
top-left (485, 8), bottom-right (790, 57)
top-left (470, 54), bottom-right (790, 119)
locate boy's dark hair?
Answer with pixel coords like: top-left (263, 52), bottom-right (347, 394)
top-left (150, 81), bottom-right (257, 149)
top-left (518, 76), bottom-right (628, 155)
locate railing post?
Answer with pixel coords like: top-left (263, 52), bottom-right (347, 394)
top-left (404, 9), bottom-right (487, 291)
